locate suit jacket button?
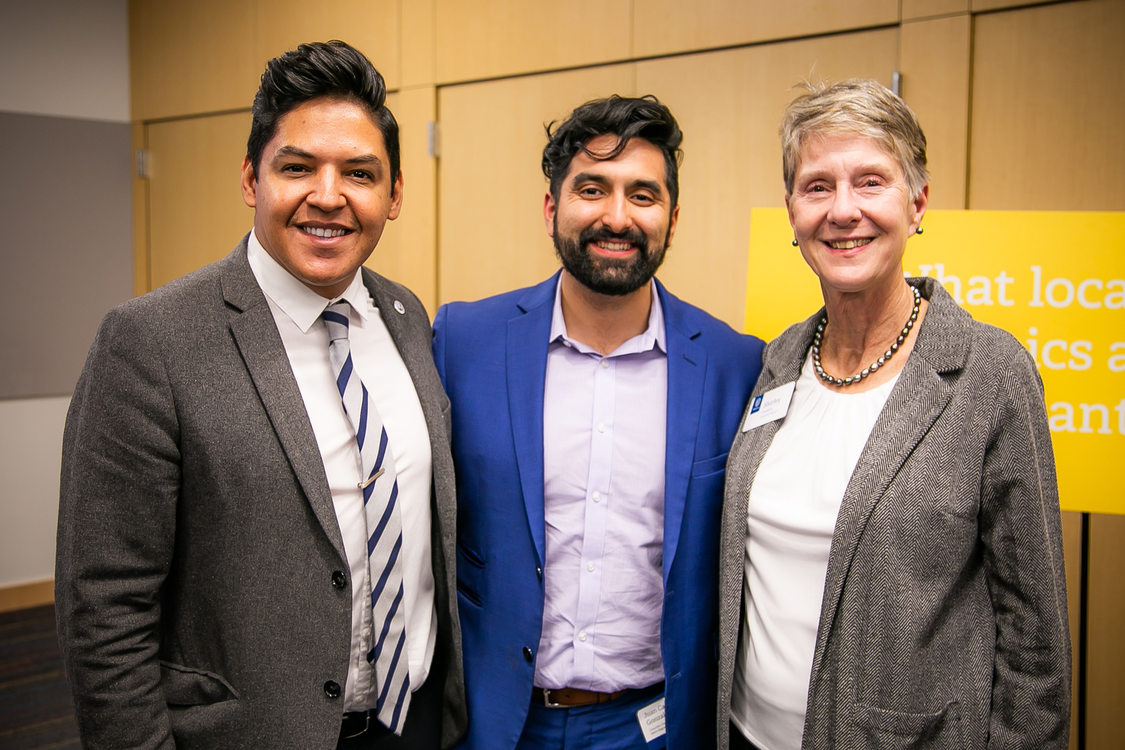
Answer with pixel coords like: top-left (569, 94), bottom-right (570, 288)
top-left (523, 647), bottom-right (533, 663)
top-left (331, 570), bottom-right (347, 589)
top-left (324, 681), bottom-right (342, 699)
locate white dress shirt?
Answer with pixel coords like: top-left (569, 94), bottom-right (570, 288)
top-left (534, 279), bottom-right (668, 693)
top-left (732, 350), bottom-right (897, 750)
top-left (247, 232), bottom-right (436, 710)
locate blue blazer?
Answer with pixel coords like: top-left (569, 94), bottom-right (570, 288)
top-left (433, 273), bottom-right (764, 749)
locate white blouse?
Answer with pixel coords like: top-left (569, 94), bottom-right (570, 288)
top-left (731, 349), bottom-right (898, 750)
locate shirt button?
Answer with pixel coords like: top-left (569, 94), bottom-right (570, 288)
top-left (597, 423), bottom-right (607, 433)
top-left (578, 631), bottom-right (588, 642)
top-left (592, 492), bottom-right (601, 503)
top-left (600, 360), bottom-right (609, 368)
top-left (323, 681), bottom-right (341, 699)
top-left (586, 562), bottom-right (595, 572)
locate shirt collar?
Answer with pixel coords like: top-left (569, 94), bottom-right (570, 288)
top-left (246, 229), bottom-right (372, 332)
top-left (548, 276), bottom-right (666, 356)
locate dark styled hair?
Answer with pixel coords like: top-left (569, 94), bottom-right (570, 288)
top-left (246, 40), bottom-right (399, 190)
top-left (542, 95), bottom-right (683, 206)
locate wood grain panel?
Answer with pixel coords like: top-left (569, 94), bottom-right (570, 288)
top-left (129, 0), bottom-right (258, 121)
top-left (969, 0), bottom-right (1125, 210)
top-left (145, 112), bottom-right (253, 291)
top-left (972, 0), bottom-right (1056, 11)
top-left (902, 0), bottom-right (969, 20)
top-left (633, 0), bottom-right (898, 59)
top-left (635, 29), bottom-right (899, 330)
top-left (437, 65), bottom-right (636, 304)
top-left (899, 15), bottom-right (971, 209)
top-left (401, 0), bottom-right (436, 87)
top-left (434, 0), bottom-right (632, 84)
top-left (1087, 512), bottom-right (1125, 748)
top-left (254, 0), bottom-right (402, 91)
top-left (373, 88), bottom-right (439, 313)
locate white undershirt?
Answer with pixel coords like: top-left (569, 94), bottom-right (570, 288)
top-left (732, 349), bottom-right (897, 750)
top-left (247, 232), bottom-right (436, 710)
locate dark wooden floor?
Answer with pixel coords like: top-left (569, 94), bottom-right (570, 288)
top-left (0, 604), bottom-right (79, 749)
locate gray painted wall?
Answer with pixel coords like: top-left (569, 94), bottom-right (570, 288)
top-left (0, 0), bottom-right (131, 588)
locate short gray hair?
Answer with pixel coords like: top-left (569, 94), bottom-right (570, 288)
top-left (780, 79), bottom-right (929, 199)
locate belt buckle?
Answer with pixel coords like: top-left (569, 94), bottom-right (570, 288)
top-left (341, 711), bottom-right (371, 739)
top-left (541, 688), bottom-right (563, 708)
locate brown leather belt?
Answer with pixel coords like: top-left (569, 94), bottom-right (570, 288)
top-left (532, 681), bottom-right (664, 708)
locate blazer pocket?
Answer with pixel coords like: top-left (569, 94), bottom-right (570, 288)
top-left (691, 451), bottom-right (730, 478)
top-left (854, 700), bottom-right (965, 748)
top-left (160, 661), bottom-right (240, 706)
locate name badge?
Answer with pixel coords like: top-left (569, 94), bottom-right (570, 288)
top-left (636, 696), bottom-right (666, 743)
top-left (740, 381), bottom-right (796, 431)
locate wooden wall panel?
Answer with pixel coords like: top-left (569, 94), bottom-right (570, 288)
top-left (633, 0), bottom-right (898, 59)
top-left (373, 88), bottom-right (439, 313)
top-left (635, 29), bottom-right (899, 330)
top-left (145, 112), bottom-right (253, 290)
top-left (129, 0), bottom-right (258, 121)
top-left (902, 0), bottom-right (969, 20)
top-left (1087, 512), bottom-right (1125, 748)
top-left (969, 0), bottom-right (1125, 210)
top-left (434, 0), bottom-right (632, 84)
top-left (254, 0), bottom-right (402, 91)
top-left (899, 15), bottom-right (971, 209)
top-left (437, 65), bottom-right (636, 304)
top-left (972, 0), bottom-right (1056, 10)
top-left (401, 0), bottom-right (436, 87)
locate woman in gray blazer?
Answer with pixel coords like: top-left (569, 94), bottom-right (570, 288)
top-left (717, 79), bottom-right (1070, 749)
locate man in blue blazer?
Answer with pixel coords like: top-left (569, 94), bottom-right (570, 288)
top-left (432, 95), bottom-right (764, 749)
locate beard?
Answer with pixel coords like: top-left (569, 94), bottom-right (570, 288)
top-left (553, 221), bottom-right (669, 296)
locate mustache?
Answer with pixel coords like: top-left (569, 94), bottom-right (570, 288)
top-left (578, 226), bottom-right (647, 250)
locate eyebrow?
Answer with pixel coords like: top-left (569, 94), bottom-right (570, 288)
top-left (273, 145), bottom-right (382, 166)
top-left (569, 171), bottom-right (665, 196)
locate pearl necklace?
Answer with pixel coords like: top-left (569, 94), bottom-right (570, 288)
top-left (811, 283), bottom-right (921, 387)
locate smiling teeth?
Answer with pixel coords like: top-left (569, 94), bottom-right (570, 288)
top-left (829, 239), bottom-right (871, 249)
top-left (304, 227), bottom-right (347, 238)
top-left (598, 241), bottom-right (632, 251)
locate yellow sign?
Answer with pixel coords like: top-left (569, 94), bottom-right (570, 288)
top-left (746, 208), bottom-right (1125, 516)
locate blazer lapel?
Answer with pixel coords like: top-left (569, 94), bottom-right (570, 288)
top-left (505, 277), bottom-right (557, 567)
top-left (220, 244), bottom-right (345, 561)
top-left (808, 279), bottom-right (972, 691)
top-left (658, 284), bottom-right (706, 581)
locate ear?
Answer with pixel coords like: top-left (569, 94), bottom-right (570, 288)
top-left (240, 156), bottom-right (257, 208)
top-left (387, 170), bottom-right (405, 221)
top-left (910, 183), bottom-right (929, 233)
top-left (543, 191), bottom-right (557, 237)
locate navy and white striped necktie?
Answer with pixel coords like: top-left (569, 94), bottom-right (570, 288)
top-left (322, 300), bottom-right (412, 734)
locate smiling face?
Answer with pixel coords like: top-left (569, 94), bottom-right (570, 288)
top-left (544, 134), bottom-right (679, 296)
top-left (786, 132), bottom-right (927, 298)
top-left (241, 96), bottom-right (403, 298)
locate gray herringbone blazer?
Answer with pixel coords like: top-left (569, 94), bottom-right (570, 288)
top-left (717, 278), bottom-right (1070, 749)
top-left (56, 239), bottom-right (466, 749)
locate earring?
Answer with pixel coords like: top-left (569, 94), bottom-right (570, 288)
top-left (915, 227), bottom-right (924, 235)
top-left (791, 239), bottom-right (799, 246)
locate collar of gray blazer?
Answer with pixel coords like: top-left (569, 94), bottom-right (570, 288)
top-left (758, 276), bottom-right (974, 390)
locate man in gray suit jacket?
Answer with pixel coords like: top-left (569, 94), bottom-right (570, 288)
top-left (55, 41), bottom-right (465, 749)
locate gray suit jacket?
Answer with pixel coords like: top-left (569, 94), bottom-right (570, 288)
top-left (56, 239), bottom-right (466, 749)
top-left (717, 278), bottom-right (1069, 748)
